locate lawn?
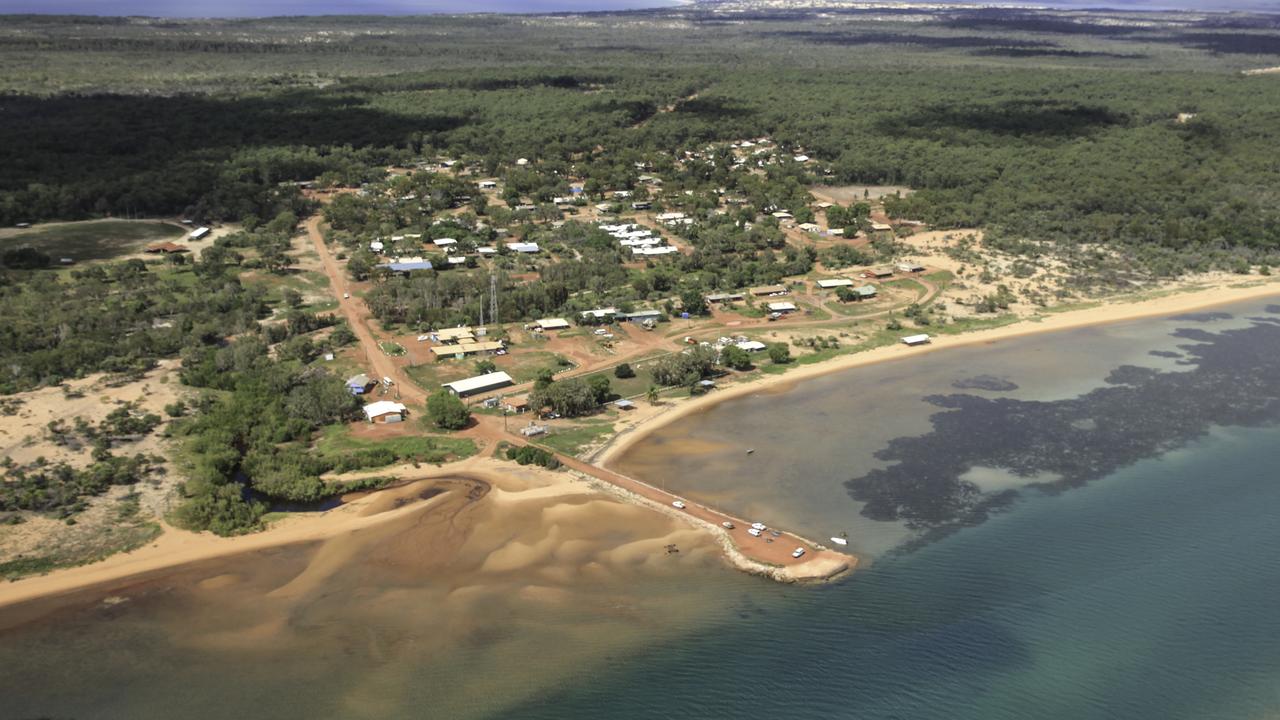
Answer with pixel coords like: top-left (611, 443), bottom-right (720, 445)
top-left (314, 425), bottom-right (476, 466)
top-left (379, 341), bottom-right (407, 357)
top-left (537, 418), bottom-right (617, 456)
top-left (406, 350), bottom-right (570, 390)
top-left (1, 219), bottom-right (185, 262)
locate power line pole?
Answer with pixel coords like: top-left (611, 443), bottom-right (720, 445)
top-left (490, 273), bottom-right (498, 326)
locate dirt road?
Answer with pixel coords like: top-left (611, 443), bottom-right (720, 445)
top-left (304, 214), bottom-right (425, 404)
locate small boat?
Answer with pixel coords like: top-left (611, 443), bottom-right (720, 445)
top-left (830, 537), bottom-right (848, 546)
top-left (746, 448), bottom-right (755, 454)
top-left (722, 521), bottom-right (735, 530)
top-left (792, 547), bottom-right (806, 559)
top-left (747, 527), bottom-right (762, 537)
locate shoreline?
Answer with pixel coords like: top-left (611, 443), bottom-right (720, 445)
top-left (5, 278), bottom-right (1278, 610)
top-left (595, 279), bottom-right (1280, 469)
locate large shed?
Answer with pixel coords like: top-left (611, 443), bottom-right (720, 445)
top-left (363, 400), bottom-right (407, 423)
top-left (442, 371), bottom-right (515, 397)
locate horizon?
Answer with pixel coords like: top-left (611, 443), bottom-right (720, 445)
top-left (1, 0), bottom-right (1278, 18)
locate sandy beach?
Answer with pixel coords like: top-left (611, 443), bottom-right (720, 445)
top-left (6, 277), bottom-right (1279, 610)
top-left (595, 279), bottom-right (1280, 468)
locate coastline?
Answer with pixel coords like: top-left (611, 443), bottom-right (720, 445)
top-left (595, 279), bottom-right (1280, 469)
top-left (6, 277), bottom-right (1279, 610)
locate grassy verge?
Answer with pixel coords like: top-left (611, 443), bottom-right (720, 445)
top-left (314, 425), bottom-right (476, 468)
top-left (538, 418), bottom-right (618, 456)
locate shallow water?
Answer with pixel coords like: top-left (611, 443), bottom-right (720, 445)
top-left (4, 299), bottom-right (1280, 718)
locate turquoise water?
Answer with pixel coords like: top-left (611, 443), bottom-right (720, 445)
top-left (3, 300), bottom-right (1280, 718)
top-left (520, 424), bottom-right (1280, 718)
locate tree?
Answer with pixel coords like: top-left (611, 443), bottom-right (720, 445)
top-left (587, 374), bottom-right (612, 403)
top-left (721, 345), bottom-right (752, 370)
top-left (767, 343), bottom-right (791, 365)
top-left (530, 377), bottom-right (598, 418)
top-left (474, 359), bottom-right (497, 374)
top-left (646, 386), bottom-right (660, 404)
top-left (614, 362), bottom-right (635, 379)
top-left (427, 390), bottom-right (471, 430)
top-left (680, 287), bottom-right (708, 316)
top-left (534, 368), bottom-right (555, 390)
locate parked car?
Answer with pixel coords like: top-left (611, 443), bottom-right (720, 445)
top-left (672, 500), bottom-right (687, 510)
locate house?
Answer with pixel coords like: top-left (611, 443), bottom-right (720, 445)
top-left (189, 227), bottom-right (211, 241)
top-left (705, 292), bottom-right (744, 304)
top-left (863, 267), bottom-right (894, 279)
top-left (896, 262), bottom-right (925, 273)
top-left (428, 341), bottom-right (505, 358)
top-left (442, 371), bottom-right (515, 398)
top-left (145, 242), bottom-right (189, 254)
top-left (870, 222), bottom-right (893, 232)
top-left (433, 238), bottom-right (458, 247)
top-left (477, 246), bottom-right (497, 256)
top-left (621, 310), bottom-right (663, 324)
top-left (797, 222), bottom-right (821, 233)
top-left (854, 285), bottom-right (878, 299)
top-left (581, 307), bottom-right (618, 321)
top-left (363, 400), bottom-right (407, 423)
top-left (631, 201), bottom-right (651, 210)
top-left (632, 246), bottom-right (679, 256)
top-left (369, 240), bottom-right (384, 253)
top-left (767, 301), bottom-right (797, 313)
top-left (771, 211), bottom-right (794, 220)
top-left (816, 278), bottom-right (854, 289)
top-left (381, 258), bottom-right (433, 273)
top-left (516, 158), bottom-right (529, 166)
top-left (478, 180), bottom-right (498, 189)
top-left (506, 242), bottom-right (540, 254)
top-left (503, 396), bottom-right (530, 414)
top-left (751, 284), bottom-right (788, 297)
top-left (435, 327), bottom-right (475, 344)
top-left (534, 317), bottom-right (572, 332)
top-left (901, 334), bottom-right (931, 347)
top-left (614, 399), bottom-right (636, 410)
top-left (735, 340), bottom-right (767, 352)
top-left (346, 373), bottom-right (375, 395)
top-left (793, 154), bottom-right (810, 162)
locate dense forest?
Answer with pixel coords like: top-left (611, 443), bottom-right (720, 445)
top-left (3, 7), bottom-right (1280, 276)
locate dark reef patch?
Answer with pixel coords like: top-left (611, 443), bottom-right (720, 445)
top-left (846, 318), bottom-right (1280, 531)
top-left (1148, 350), bottom-right (1182, 359)
top-left (1169, 311), bottom-right (1232, 322)
top-left (952, 375), bottom-right (1019, 392)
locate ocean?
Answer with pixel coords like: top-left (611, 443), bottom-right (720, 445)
top-left (2, 298), bottom-right (1280, 719)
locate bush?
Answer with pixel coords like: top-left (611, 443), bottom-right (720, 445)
top-left (614, 362), bottom-right (635, 379)
top-left (767, 343), bottom-right (791, 365)
top-left (506, 445), bottom-right (560, 469)
top-left (427, 390), bottom-right (471, 430)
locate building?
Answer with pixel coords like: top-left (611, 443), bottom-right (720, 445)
top-left (863, 267), bottom-right (894, 279)
top-left (145, 242), bottom-right (189, 254)
top-left (381, 258), bottom-right (433, 273)
top-left (346, 373), bottom-right (375, 395)
top-left (534, 317), bottom-right (571, 331)
top-left (503, 396), bottom-right (530, 414)
top-left (816, 278), bottom-right (854, 289)
top-left (506, 242), bottom-right (540, 254)
top-left (735, 340), bottom-right (767, 352)
top-left (614, 399), bottom-right (636, 410)
top-left (443, 371), bottom-right (515, 398)
top-left (896, 262), bottom-right (925, 273)
top-left (519, 423), bottom-right (547, 437)
top-left (435, 327), bottom-right (475, 344)
top-left (705, 292), bottom-right (744, 304)
top-left (854, 285), bottom-right (878, 299)
top-left (901, 334), bottom-right (931, 347)
top-left (428, 341), bottom-right (505, 358)
top-left (632, 246), bottom-right (679, 256)
top-left (189, 227), bottom-right (211, 241)
top-left (797, 222), bottom-right (821, 233)
top-left (767, 301), bottom-right (797, 313)
top-left (477, 246), bottom-right (497, 256)
top-left (580, 308), bottom-right (618, 321)
top-left (433, 238), bottom-right (458, 247)
top-left (621, 310), bottom-right (663, 324)
top-left (363, 400), bottom-right (407, 423)
top-left (751, 284), bottom-right (788, 297)
top-left (478, 180), bottom-right (498, 189)
top-left (870, 222), bottom-right (893, 232)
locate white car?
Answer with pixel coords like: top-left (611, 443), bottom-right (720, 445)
top-left (343, 292), bottom-right (350, 299)
top-left (750, 522), bottom-right (766, 531)
top-left (722, 521), bottom-right (735, 530)
top-left (747, 527), bottom-right (762, 537)
top-left (672, 500), bottom-right (687, 510)
top-left (792, 547), bottom-right (806, 559)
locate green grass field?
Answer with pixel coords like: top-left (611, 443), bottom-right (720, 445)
top-left (406, 350), bottom-right (569, 391)
top-left (314, 425), bottom-right (476, 466)
top-left (2, 220), bottom-right (186, 262)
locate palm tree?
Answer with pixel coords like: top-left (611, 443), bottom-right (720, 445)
top-left (646, 385), bottom-right (659, 405)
